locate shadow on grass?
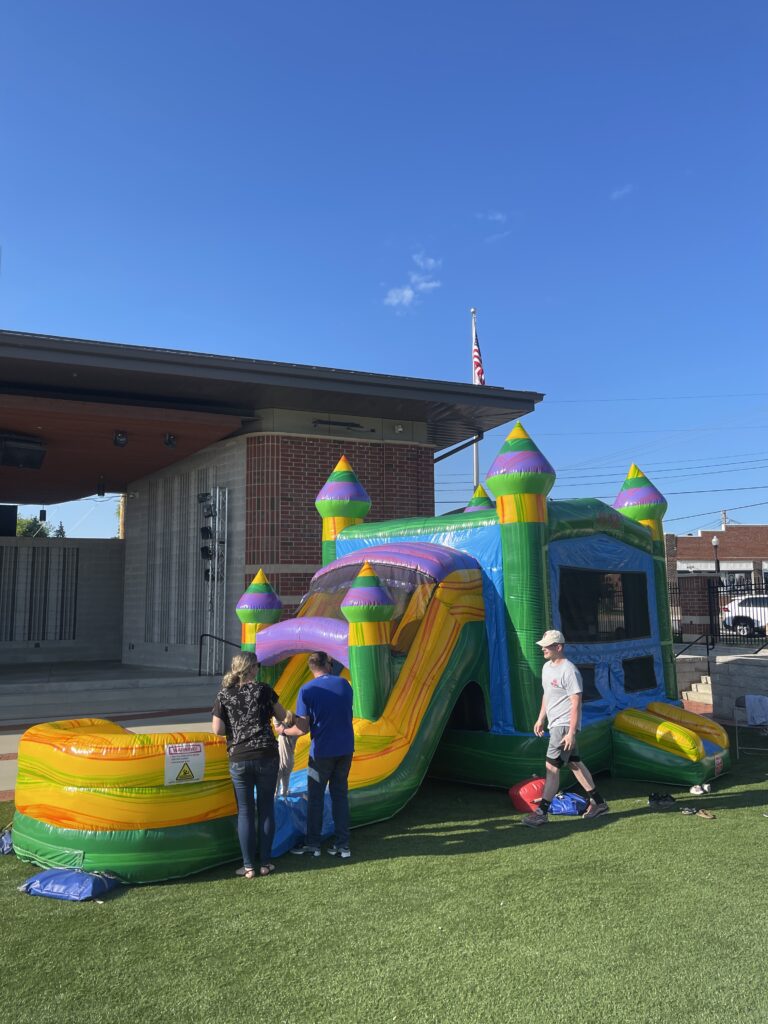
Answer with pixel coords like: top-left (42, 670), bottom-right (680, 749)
top-left (7, 740), bottom-right (768, 892)
top-left (140, 743), bottom-right (768, 889)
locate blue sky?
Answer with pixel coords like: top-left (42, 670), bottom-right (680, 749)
top-left (2, 2), bottom-right (767, 538)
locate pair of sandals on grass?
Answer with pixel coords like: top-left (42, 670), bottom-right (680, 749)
top-left (236, 864), bottom-right (276, 879)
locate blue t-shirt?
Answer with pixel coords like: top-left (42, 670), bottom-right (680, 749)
top-left (296, 674), bottom-right (354, 759)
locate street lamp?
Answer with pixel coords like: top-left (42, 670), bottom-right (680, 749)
top-left (711, 535), bottom-right (720, 579)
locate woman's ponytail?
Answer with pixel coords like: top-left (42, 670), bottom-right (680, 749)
top-left (221, 653), bottom-right (259, 689)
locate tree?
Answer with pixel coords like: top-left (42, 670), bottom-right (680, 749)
top-left (53, 521), bottom-right (66, 538)
top-left (16, 516), bottom-right (52, 538)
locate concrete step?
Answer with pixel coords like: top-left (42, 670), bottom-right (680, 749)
top-left (0, 674), bottom-right (219, 696)
top-left (0, 681), bottom-right (217, 711)
top-left (682, 690), bottom-right (713, 707)
top-left (689, 680), bottom-right (712, 695)
top-left (0, 683), bottom-right (219, 729)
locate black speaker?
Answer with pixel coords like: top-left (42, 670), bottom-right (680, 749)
top-left (0, 434), bottom-right (46, 470)
top-left (0, 505), bottom-right (18, 537)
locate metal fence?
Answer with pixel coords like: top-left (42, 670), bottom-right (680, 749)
top-left (668, 577), bottom-right (768, 652)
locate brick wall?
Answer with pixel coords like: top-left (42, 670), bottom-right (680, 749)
top-left (671, 525), bottom-right (768, 561)
top-left (667, 525), bottom-right (768, 592)
top-left (245, 434), bottom-right (434, 603)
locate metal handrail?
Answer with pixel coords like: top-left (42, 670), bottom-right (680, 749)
top-left (674, 634), bottom-right (711, 658)
top-left (198, 633), bottom-right (241, 676)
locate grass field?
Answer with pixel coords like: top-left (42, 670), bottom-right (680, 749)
top-left (3, 747), bottom-right (768, 1024)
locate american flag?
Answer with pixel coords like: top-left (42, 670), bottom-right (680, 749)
top-left (472, 313), bottom-right (486, 386)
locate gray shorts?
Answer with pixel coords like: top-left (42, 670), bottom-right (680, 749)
top-left (546, 725), bottom-right (580, 765)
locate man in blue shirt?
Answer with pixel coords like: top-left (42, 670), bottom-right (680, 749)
top-left (279, 651), bottom-right (355, 859)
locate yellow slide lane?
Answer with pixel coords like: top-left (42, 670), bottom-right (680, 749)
top-left (646, 701), bottom-right (729, 750)
top-left (613, 708), bottom-right (705, 762)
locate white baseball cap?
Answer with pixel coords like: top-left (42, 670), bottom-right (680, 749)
top-left (536, 629), bottom-right (565, 647)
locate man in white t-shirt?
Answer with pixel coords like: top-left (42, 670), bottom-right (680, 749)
top-left (521, 629), bottom-right (609, 827)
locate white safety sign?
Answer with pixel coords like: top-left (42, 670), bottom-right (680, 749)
top-left (164, 742), bottom-right (205, 786)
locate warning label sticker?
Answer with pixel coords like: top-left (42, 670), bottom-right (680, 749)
top-left (164, 742), bottom-right (205, 786)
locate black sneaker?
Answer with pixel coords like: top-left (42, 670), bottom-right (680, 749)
top-left (327, 844), bottom-right (351, 859)
top-left (290, 844), bottom-right (320, 857)
top-left (521, 809), bottom-right (548, 828)
top-left (648, 793), bottom-right (676, 810)
top-left (582, 800), bottom-right (609, 820)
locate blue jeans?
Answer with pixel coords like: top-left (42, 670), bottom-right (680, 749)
top-left (306, 753), bottom-right (353, 849)
top-left (229, 756), bottom-right (279, 869)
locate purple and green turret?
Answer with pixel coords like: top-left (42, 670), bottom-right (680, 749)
top-left (613, 464), bottom-right (677, 699)
top-left (235, 569), bottom-right (283, 686)
top-left (315, 455), bottom-right (372, 566)
top-left (340, 562), bottom-right (394, 721)
top-left (485, 422), bottom-right (556, 732)
top-left (463, 484), bottom-right (495, 514)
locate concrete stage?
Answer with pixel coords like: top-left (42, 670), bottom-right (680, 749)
top-left (0, 661), bottom-right (219, 799)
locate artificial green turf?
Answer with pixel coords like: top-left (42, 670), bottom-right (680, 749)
top-left (3, 748), bottom-right (768, 1024)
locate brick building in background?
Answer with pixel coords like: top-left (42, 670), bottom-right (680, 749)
top-left (665, 525), bottom-right (768, 639)
top-left (246, 434), bottom-right (435, 605)
top-left (666, 525), bottom-right (768, 588)
top-left (0, 330), bottom-right (542, 671)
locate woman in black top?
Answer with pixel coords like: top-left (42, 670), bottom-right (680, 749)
top-left (212, 652), bottom-right (291, 878)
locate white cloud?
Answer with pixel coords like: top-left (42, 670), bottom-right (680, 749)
top-left (383, 253), bottom-right (442, 309)
top-left (484, 229), bottom-right (511, 244)
top-left (412, 252), bottom-right (442, 271)
top-left (409, 272), bottom-right (441, 292)
top-left (477, 210), bottom-right (507, 224)
top-left (384, 285), bottom-right (416, 307)
top-left (610, 184), bottom-right (633, 201)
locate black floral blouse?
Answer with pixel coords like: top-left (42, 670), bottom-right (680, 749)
top-left (212, 682), bottom-right (279, 761)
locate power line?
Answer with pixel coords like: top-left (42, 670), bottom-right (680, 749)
top-left (436, 451), bottom-right (768, 479)
top-left (545, 392), bottom-right (768, 404)
top-left (439, 460), bottom-right (768, 486)
top-left (437, 483), bottom-right (768, 501)
top-left (550, 464), bottom-right (768, 489)
top-left (666, 499), bottom-right (768, 524)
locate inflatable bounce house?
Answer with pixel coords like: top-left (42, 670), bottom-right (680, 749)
top-left (11, 423), bottom-right (730, 882)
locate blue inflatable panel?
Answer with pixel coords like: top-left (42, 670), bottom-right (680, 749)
top-left (272, 769), bottom-right (335, 857)
top-left (19, 868), bottom-right (122, 901)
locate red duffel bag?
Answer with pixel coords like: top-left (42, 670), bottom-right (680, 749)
top-left (508, 777), bottom-right (546, 812)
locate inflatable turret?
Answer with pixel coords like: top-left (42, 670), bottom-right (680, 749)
top-left (486, 423), bottom-right (556, 732)
top-left (315, 456), bottom-right (371, 566)
top-left (613, 465), bottom-right (676, 699)
top-left (236, 569), bottom-right (283, 685)
top-left (340, 562), bottom-right (394, 721)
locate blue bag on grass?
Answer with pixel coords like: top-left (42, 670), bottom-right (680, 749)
top-left (549, 792), bottom-right (588, 816)
top-left (19, 869), bottom-right (122, 901)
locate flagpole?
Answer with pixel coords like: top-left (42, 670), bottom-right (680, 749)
top-left (471, 307), bottom-right (480, 488)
